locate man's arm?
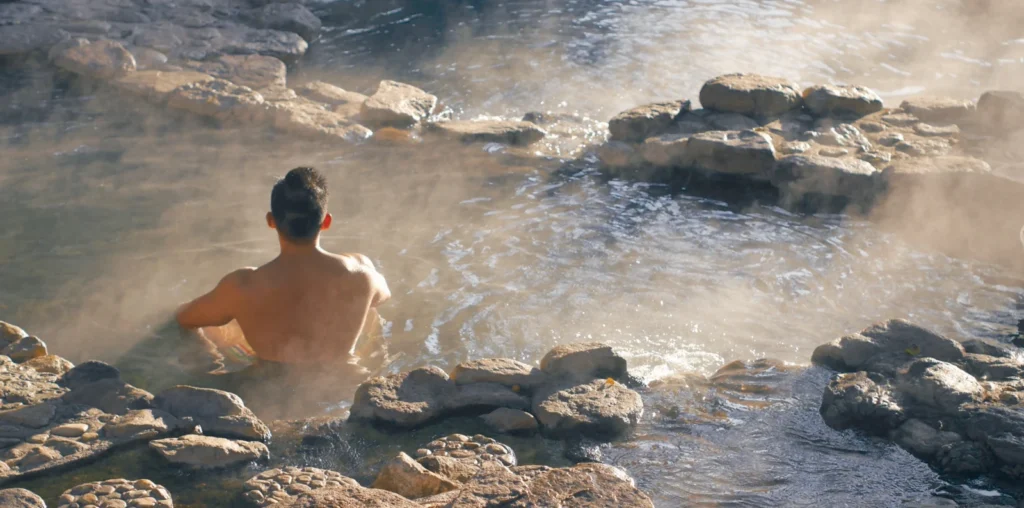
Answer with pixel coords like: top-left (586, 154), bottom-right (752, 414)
top-left (352, 254), bottom-right (391, 307)
top-left (175, 269), bottom-right (250, 329)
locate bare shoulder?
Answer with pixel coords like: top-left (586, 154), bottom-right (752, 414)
top-left (328, 252), bottom-right (379, 274)
top-left (221, 267), bottom-right (257, 289)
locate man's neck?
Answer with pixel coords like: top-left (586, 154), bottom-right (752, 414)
top-left (277, 236), bottom-right (322, 257)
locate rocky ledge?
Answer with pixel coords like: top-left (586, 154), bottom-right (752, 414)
top-left (812, 319), bottom-right (1024, 479)
top-left (350, 343), bottom-right (644, 440)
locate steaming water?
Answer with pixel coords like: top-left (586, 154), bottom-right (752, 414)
top-left (3, 0), bottom-right (1024, 506)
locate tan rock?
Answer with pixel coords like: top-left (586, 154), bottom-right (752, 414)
top-left (360, 80), bottom-right (437, 128)
top-left (803, 84), bottom-right (884, 117)
top-left (188, 54), bottom-right (286, 90)
top-left (532, 379), bottom-right (643, 437)
top-left (53, 39), bottom-right (136, 80)
top-left (900, 96), bottom-right (975, 125)
top-left (149, 434), bottom-right (270, 469)
top-left (700, 74), bottom-right (802, 117)
top-left (451, 358), bottom-right (544, 388)
top-left (2, 337), bottom-right (47, 363)
top-left (112, 70), bottom-right (214, 101)
top-left (51, 423), bottom-right (89, 438)
top-left (166, 79), bottom-right (266, 122)
top-left (426, 120), bottom-right (546, 146)
top-left (267, 97), bottom-right (372, 142)
top-left (539, 342), bottom-right (627, 381)
top-left (294, 81), bottom-right (367, 117)
top-left (102, 409), bottom-right (177, 440)
top-left (0, 321), bottom-right (27, 345)
top-left (23, 355), bottom-right (74, 375)
top-left (371, 452), bottom-right (459, 499)
top-left (0, 403), bottom-right (56, 428)
top-left (608, 100), bottom-right (691, 142)
top-left (683, 129), bottom-right (777, 179)
top-left (528, 463), bottom-right (655, 507)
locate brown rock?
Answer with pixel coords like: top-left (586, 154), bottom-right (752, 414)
top-left (371, 452), bottom-right (460, 499)
top-left (2, 336), bottom-right (47, 363)
top-left (22, 355), bottom-right (74, 375)
top-left (682, 129), bottom-right (777, 179)
top-left (150, 434), bottom-right (270, 469)
top-left (608, 100), bottom-right (690, 142)
top-left (102, 409), bottom-right (178, 440)
top-left (539, 342), bottom-right (628, 381)
top-left (166, 79), bottom-right (266, 122)
top-left (0, 321), bottom-right (28, 345)
top-left (112, 70), bottom-right (215, 101)
top-left (53, 39), bottom-right (136, 79)
top-left (0, 488), bottom-right (46, 507)
top-left (532, 379), bottom-right (643, 437)
top-left (289, 482), bottom-right (420, 507)
top-left (189, 54), bottom-right (286, 90)
top-left (267, 97), bottom-right (372, 142)
top-left (900, 96), bottom-right (975, 125)
top-left (426, 120), bottom-right (546, 146)
top-left (451, 358), bottom-right (544, 388)
top-left (699, 74), bottom-right (802, 117)
top-left (360, 80), bottom-right (437, 128)
top-left (803, 84), bottom-right (884, 117)
top-left (294, 81), bottom-right (368, 117)
top-left (528, 463), bottom-right (654, 507)
top-left (349, 366), bottom-right (454, 427)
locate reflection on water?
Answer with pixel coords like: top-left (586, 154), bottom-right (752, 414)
top-left (3, 0), bottom-right (1024, 506)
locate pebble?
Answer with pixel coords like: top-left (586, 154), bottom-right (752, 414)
top-left (52, 423), bottom-right (90, 438)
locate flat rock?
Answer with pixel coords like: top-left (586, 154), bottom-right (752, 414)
top-left (244, 2), bottom-right (322, 43)
top-left (532, 379), bottom-right (643, 437)
top-left (480, 408), bottom-right (539, 434)
top-left (288, 483), bottom-right (419, 507)
top-left (811, 319), bottom-right (966, 375)
top-left (820, 371), bottom-right (905, 434)
top-left (1, 359), bottom-right (66, 411)
top-left (976, 90), bottom-right (1024, 133)
top-left (0, 24), bottom-right (69, 57)
top-left (539, 342), bottom-right (628, 381)
top-left (450, 358), bottom-right (545, 389)
top-left (682, 129), bottom-right (777, 179)
top-left (699, 74), bottom-right (802, 117)
top-left (896, 359), bottom-right (985, 415)
top-left (188, 54), bottom-right (286, 90)
top-left (360, 80), bottom-right (437, 128)
top-left (294, 81), bottom-right (367, 117)
top-left (0, 322), bottom-right (28, 345)
top-left (901, 96), bottom-right (974, 125)
top-left (0, 488), bottom-right (46, 508)
top-left (913, 123), bottom-right (960, 137)
top-left (528, 463), bottom-right (655, 508)
top-left (112, 70), bottom-right (215, 101)
top-left (57, 479), bottom-right (172, 508)
top-left (607, 100), bottom-right (690, 142)
top-left (51, 422), bottom-right (89, 438)
top-left (166, 79), bottom-right (266, 123)
top-left (639, 133), bottom-right (689, 168)
top-left (150, 434), bottom-right (269, 469)
top-left (2, 337), bottom-right (47, 363)
top-left (153, 385), bottom-right (270, 441)
top-left (102, 409), bottom-right (179, 440)
top-left (771, 154), bottom-right (879, 201)
top-left (371, 451), bottom-right (459, 499)
top-left (803, 84), bottom-right (884, 117)
top-left (267, 97), bottom-right (372, 142)
top-left (21, 355), bottom-right (74, 375)
top-left (52, 39), bottom-right (136, 80)
top-left (438, 462), bottom-right (529, 507)
top-left (61, 378), bottom-right (154, 415)
top-left (596, 140), bottom-right (641, 169)
top-left (426, 120), bottom-right (547, 146)
top-left (349, 366), bottom-right (454, 427)
top-left (0, 403), bottom-right (56, 428)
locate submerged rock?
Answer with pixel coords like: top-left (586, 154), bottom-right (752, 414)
top-left (57, 479), bottom-right (173, 508)
top-left (0, 488), bottom-right (45, 508)
top-left (166, 79), bottom-right (266, 122)
top-left (607, 100), bottom-right (690, 142)
top-left (803, 84), bottom-right (884, 117)
top-left (153, 385), bottom-right (270, 441)
top-left (900, 96), bottom-right (975, 125)
top-left (244, 467), bottom-right (359, 506)
top-left (539, 342), bottom-right (628, 382)
top-left (426, 120), bottom-right (547, 146)
top-left (532, 379), bottom-right (643, 437)
top-left (150, 434), bottom-right (269, 469)
top-left (372, 451), bottom-right (460, 499)
top-left (360, 80), bottom-right (438, 128)
top-left (52, 39), bottom-right (136, 80)
top-left (699, 73), bottom-right (803, 117)
top-left (2, 336), bottom-right (47, 363)
top-left (480, 408), bottom-right (540, 434)
top-left (683, 129), bottom-right (777, 179)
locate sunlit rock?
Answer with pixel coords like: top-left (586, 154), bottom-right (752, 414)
top-left (683, 129), bottom-right (777, 179)
top-left (895, 359), bottom-right (985, 414)
top-left (913, 122), bottom-right (960, 138)
top-left (371, 451), bottom-right (460, 499)
top-left (360, 80), bottom-right (438, 128)
top-left (153, 385), bottom-right (270, 441)
top-left (480, 408), bottom-right (540, 434)
top-left (699, 73), bottom-right (803, 118)
top-left (900, 96), bottom-right (975, 125)
top-left (266, 97), bottom-right (372, 142)
top-left (639, 133), bottom-right (689, 168)
top-left (102, 409), bottom-right (179, 440)
top-left (0, 488), bottom-right (45, 508)
top-left (285, 482), bottom-right (419, 507)
top-left (820, 371), bottom-right (905, 433)
top-left (450, 358), bottom-right (545, 388)
top-left (350, 366), bottom-right (453, 427)
top-left (294, 81), bottom-right (368, 118)
top-left (112, 70), bottom-right (216, 102)
top-left (2, 336), bottom-right (47, 363)
top-left (418, 433), bottom-right (517, 470)
top-left (607, 100), bottom-right (690, 142)
top-left (539, 342), bottom-right (628, 382)
top-left (244, 466), bottom-right (359, 506)
top-left (528, 463), bottom-right (655, 507)
top-left (150, 434), bottom-right (269, 469)
top-left (811, 319), bottom-right (965, 374)
top-left (803, 84), bottom-right (883, 118)
top-left (532, 379), bottom-right (643, 438)
top-left (0, 403), bottom-right (56, 428)
top-left (0, 321), bottom-right (28, 346)
top-left (166, 79), bottom-right (266, 122)
top-left (62, 378), bottom-right (154, 415)
top-left (56, 479), bottom-right (173, 508)
top-left (22, 354), bottom-right (74, 375)
top-left (52, 39), bottom-right (136, 80)
top-left (426, 120), bottom-right (547, 146)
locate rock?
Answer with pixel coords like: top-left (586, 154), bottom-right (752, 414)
top-left (881, 112), bottom-right (920, 127)
top-left (682, 129), bottom-right (777, 179)
top-left (8, 444), bottom-right (62, 470)
top-left (811, 319), bottom-right (966, 374)
top-left (112, 70), bottom-right (216, 101)
top-left (703, 111), bottom-right (760, 131)
top-left (244, 467), bottom-right (359, 506)
top-left (961, 338), bottom-right (1017, 359)
top-left (0, 488), bottom-right (46, 508)
top-left (153, 385), bottom-right (270, 441)
top-left (22, 355), bottom-right (74, 375)
top-left (218, 26), bottom-right (308, 64)
top-left (858, 151), bottom-right (892, 167)
top-left (52, 39), bottom-right (136, 80)
top-left (166, 79), bottom-right (266, 123)
top-left (935, 440), bottom-right (994, 476)
top-left (894, 138), bottom-right (952, 157)
top-left (529, 463), bottom-right (654, 507)
top-left (150, 434), bottom-right (269, 469)
top-left (57, 479), bottom-right (172, 508)
top-left (771, 154), bottom-right (879, 202)
top-left (563, 438), bottom-right (603, 463)
top-left (539, 342), bottom-right (628, 381)
top-left (0, 25), bottom-right (69, 57)
top-left (0, 403), bottom-right (56, 428)
top-left (102, 409), bottom-right (178, 440)
top-left (288, 483), bottom-right (419, 508)
top-left (257, 85), bottom-right (297, 102)
top-left (860, 121), bottom-right (886, 133)
top-left (62, 378), bottom-right (154, 415)
top-left (130, 47), bottom-right (168, 70)
top-left (782, 141), bottom-right (811, 154)
top-left (59, 361), bottom-right (121, 390)
top-left (878, 132), bottom-right (905, 147)
top-left (820, 371), bottom-right (905, 434)
top-left (532, 379), bottom-right (643, 437)
top-left (426, 120), bottom-right (547, 146)
top-left (976, 90), bottom-right (1024, 133)
top-left (349, 366), bottom-right (454, 427)
top-left (244, 3), bottom-right (322, 43)
top-left (882, 156), bottom-right (991, 182)
top-left (294, 81), bottom-right (367, 117)
top-left (417, 454), bottom-right (482, 483)
top-left (371, 452), bottom-right (460, 499)
top-left (639, 133), bottom-right (690, 168)
top-left (803, 84), bottom-right (884, 117)
top-left (2, 336), bottom-right (47, 363)
top-left (360, 80), bottom-right (437, 128)
top-left (900, 97), bottom-right (975, 125)
top-left (420, 434), bottom-right (518, 470)
top-left (596, 140), bottom-right (641, 169)
top-left (450, 358), bottom-right (545, 389)
top-left (51, 423), bottom-right (89, 438)
top-left (188, 54), bottom-right (286, 90)
top-left (891, 418), bottom-right (963, 458)
top-left (436, 462), bottom-right (529, 506)
top-left (913, 123), bottom-right (960, 137)
top-left (267, 97), bottom-right (372, 142)
top-left (813, 123), bottom-right (871, 149)
top-left (447, 382), bottom-right (532, 412)
top-left (0, 322), bottom-right (28, 345)
top-left (699, 74), bottom-right (802, 117)
top-left (480, 408), bottom-right (539, 434)
top-left (607, 100), bottom-right (691, 142)
top-left (819, 147), bottom-right (849, 157)
top-left (902, 496), bottom-right (959, 507)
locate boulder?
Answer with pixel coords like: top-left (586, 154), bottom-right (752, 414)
top-left (803, 84), bottom-right (884, 117)
top-left (528, 463), bottom-right (655, 508)
top-left (350, 366), bottom-right (454, 427)
top-left (244, 2), bottom-right (322, 43)
top-left (976, 90), bottom-right (1024, 133)
top-left (811, 319), bottom-right (966, 374)
top-left (244, 467), bottom-right (360, 506)
top-left (0, 25), bottom-right (68, 57)
top-left (2, 336), bottom-right (47, 363)
top-left (166, 79), bottom-right (266, 122)
top-left (52, 39), bottom-right (136, 80)
top-left (682, 129), bottom-right (777, 179)
top-left (0, 488), bottom-right (45, 508)
top-left (900, 96), bottom-right (975, 125)
top-left (896, 359), bottom-right (984, 415)
top-left (112, 70), bottom-right (216, 102)
top-left (426, 120), bottom-right (547, 146)
top-left (539, 342), bottom-right (628, 381)
top-left (188, 54), bottom-right (286, 90)
top-left (961, 338), bottom-right (1017, 359)
top-left (102, 409), bottom-right (179, 440)
top-left (288, 483), bottom-right (420, 508)
top-left (360, 80), bottom-right (437, 128)
top-left (961, 353), bottom-right (1024, 381)
top-left (639, 133), bottom-right (689, 167)
top-left (480, 408), bottom-right (540, 434)
top-left (532, 379), bottom-right (643, 437)
top-left (771, 154), bottom-right (879, 202)
top-left (699, 74), bottom-right (802, 117)
top-left (371, 452), bottom-right (460, 499)
top-left (607, 100), bottom-right (690, 142)
top-left (153, 385), bottom-right (270, 441)
top-left (50, 422), bottom-right (89, 438)
top-left (450, 358), bottom-right (545, 389)
top-left (0, 321), bottom-right (28, 345)
top-left (57, 479), bottom-right (172, 508)
top-left (0, 403), bottom-right (56, 428)
top-left (61, 379), bottom-right (154, 415)
top-left (266, 97), bottom-right (372, 142)
top-left (150, 434), bottom-right (269, 469)
top-left (820, 371), bottom-right (905, 434)
top-left (891, 419), bottom-right (963, 459)
top-left (294, 81), bottom-right (367, 117)
top-left (22, 355), bottom-right (74, 375)
top-left (703, 111), bottom-right (760, 131)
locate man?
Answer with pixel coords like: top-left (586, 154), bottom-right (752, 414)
top-left (176, 167), bottom-right (391, 375)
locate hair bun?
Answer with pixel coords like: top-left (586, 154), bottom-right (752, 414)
top-left (284, 170), bottom-right (305, 188)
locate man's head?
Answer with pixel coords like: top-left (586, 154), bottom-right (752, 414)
top-left (268, 167), bottom-right (331, 243)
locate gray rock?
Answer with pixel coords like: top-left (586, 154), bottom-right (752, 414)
top-left (532, 379), bottom-right (643, 437)
top-left (480, 408), bottom-right (539, 434)
top-left (102, 409), bottom-right (178, 440)
top-left (153, 385), bottom-right (270, 441)
top-left (639, 133), bottom-right (689, 167)
top-left (349, 366), bottom-right (454, 427)
top-left (150, 434), bottom-right (269, 469)
top-left (539, 342), bottom-right (628, 381)
top-left (244, 2), bottom-right (322, 42)
top-left (371, 452), bottom-right (460, 499)
top-left (813, 123), bottom-right (871, 149)
top-left (217, 26), bottom-right (308, 64)
top-left (0, 403), bottom-right (56, 428)
top-left (859, 152), bottom-right (892, 167)
top-left (812, 319), bottom-right (966, 374)
top-left (607, 100), bottom-right (690, 142)
top-left (896, 359), bottom-right (984, 415)
top-left (450, 358), bottom-right (546, 389)
top-left (699, 73), bottom-right (802, 117)
top-left (426, 120), bottom-right (547, 146)
top-left (0, 488), bottom-right (46, 508)
top-left (881, 112), bottom-right (921, 127)
top-left (803, 84), bottom-right (884, 117)
top-left (961, 338), bottom-right (1017, 359)
top-left (819, 147), bottom-right (849, 157)
top-left (52, 39), bottom-right (136, 80)
top-left (0, 24), bottom-right (69, 57)
top-left (781, 141), bottom-right (811, 154)
top-left (960, 353), bottom-right (1024, 381)
top-left (360, 80), bottom-right (437, 128)
top-left (771, 154), bottom-right (879, 202)
top-left (820, 371), bottom-right (905, 433)
top-left (596, 141), bottom-right (641, 169)
top-left (976, 90), bottom-right (1024, 133)
top-left (900, 96), bottom-right (975, 125)
top-left (0, 322), bottom-right (28, 345)
top-left (61, 378), bottom-right (154, 415)
top-left (935, 440), bottom-right (994, 475)
top-left (683, 130), bottom-right (777, 179)
top-left (2, 336), bottom-right (47, 363)
top-left (266, 97), bottom-right (372, 142)
top-left (188, 54), bottom-right (286, 90)
top-left (166, 79), bottom-right (266, 122)
top-left (111, 70), bottom-right (216, 101)
top-left (878, 132), bottom-right (905, 147)
top-left (59, 361), bottom-right (120, 390)
top-left (891, 418), bottom-right (962, 458)
top-left (902, 496), bottom-right (959, 507)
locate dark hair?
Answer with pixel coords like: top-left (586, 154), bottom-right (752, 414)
top-left (270, 167), bottom-right (329, 241)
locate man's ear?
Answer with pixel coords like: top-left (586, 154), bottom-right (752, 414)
top-left (266, 212), bottom-right (275, 229)
top-left (321, 213), bottom-right (333, 231)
